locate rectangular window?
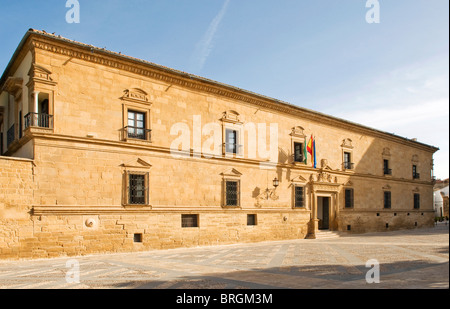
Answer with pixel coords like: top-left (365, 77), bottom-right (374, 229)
top-left (344, 152), bottom-right (353, 170)
top-left (414, 193), bottom-right (420, 209)
top-left (225, 129), bottom-right (238, 154)
top-left (293, 142), bottom-right (304, 163)
top-left (128, 174), bottom-right (147, 205)
top-left (127, 110), bottom-right (146, 140)
top-left (413, 165), bottom-right (420, 179)
top-left (133, 233), bottom-right (143, 243)
top-left (294, 186), bottom-right (304, 208)
top-left (345, 188), bottom-right (354, 208)
top-left (225, 180), bottom-right (240, 207)
top-left (384, 160), bottom-right (391, 175)
top-left (247, 214), bottom-right (257, 226)
top-left (19, 111), bottom-right (22, 139)
top-left (384, 191), bottom-right (391, 209)
top-left (182, 214), bottom-right (199, 228)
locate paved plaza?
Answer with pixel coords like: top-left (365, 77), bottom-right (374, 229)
top-left (0, 225), bottom-right (448, 289)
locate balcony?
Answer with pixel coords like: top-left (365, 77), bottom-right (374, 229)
top-left (123, 126), bottom-right (152, 141)
top-left (24, 113), bottom-right (53, 130)
top-left (413, 173), bottom-right (420, 180)
top-left (224, 143), bottom-right (244, 156)
top-left (343, 162), bottom-right (355, 170)
top-left (384, 168), bottom-right (392, 175)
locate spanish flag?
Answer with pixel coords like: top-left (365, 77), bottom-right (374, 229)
top-left (307, 135), bottom-right (317, 168)
top-left (307, 135), bottom-right (313, 156)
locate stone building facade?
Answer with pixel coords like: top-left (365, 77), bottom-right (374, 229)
top-left (0, 29), bottom-right (439, 259)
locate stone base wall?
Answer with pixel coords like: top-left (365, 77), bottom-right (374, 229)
top-left (0, 157), bottom-right (35, 258)
top-left (336, 210), bottom-right (435, 234)
top-left (1, 211), bottom-right (310, 260)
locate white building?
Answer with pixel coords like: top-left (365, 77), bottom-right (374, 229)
top-left (434, 186), bottom-right (449, 217)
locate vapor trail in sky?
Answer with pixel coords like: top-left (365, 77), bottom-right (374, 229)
top-left (191, 0), bottom-right (230, 73)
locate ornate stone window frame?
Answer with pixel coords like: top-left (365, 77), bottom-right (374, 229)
top-left (291, 174), bottom-right (308, 209)
top-left (341, 138), bottom-right (354, 171)
top-left (290, 126), bottom-right (306, 165)
top-left (382, 147), bottom-right (393, 177)
top-left (121, 88), bottom-right (152, 143)
top-left (221, 168), bottom-right (242, 208)
top-left (26, 64), bottom-right (57, 134)
top-left (412, 154), bottom-right (420, 180)
top-left (121, 158), bottom-right (152, 208)
top-left (221, 110), bottom-right (244, 158)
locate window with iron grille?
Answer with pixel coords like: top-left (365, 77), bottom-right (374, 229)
top-left (384, 191), bottom-right (391, 209)
top-left (294, 186), bottom-right (304, 208)
top-left (345, 188), bottom-right (354, 208)
top-left (225, 180), bottom-right (240, 207)
top-left (182, 214), bottom-right (199, 228)
top-left (128, 173), bottom-right (148, 205)
top-left (414, 193), bottom-right (420, 209)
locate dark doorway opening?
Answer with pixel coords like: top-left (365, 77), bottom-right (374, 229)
top-left (318, 196), bottom-right (330, 230)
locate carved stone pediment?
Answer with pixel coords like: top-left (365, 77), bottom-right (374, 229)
top-left (290, 126), bottom-right (305, 138)
top-left (28, 64), bottom-right (57, 86)
top-left (382, 147), bottom-right (391, 157)
top-left (120, 158), bottom-right (152, 169)
top-left (291, 174), bottom-right (308, 184)
top-left (220, 168), bottom-right (242, 178)
top-left (344, 180), bottom-right (354, 187)
top-left (341, 138), bottom-right (353, 149)
top-left (221, 110), bottom-right (241, 124)
top-left (310, 171), bottom-right (339, 185)
top-left (122, 88), bottom-right (150, 104)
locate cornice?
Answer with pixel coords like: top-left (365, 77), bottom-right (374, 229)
top-left (24, 31), bottom-right (439, 153)
top-left (29, 132), bottom-right (435, 187)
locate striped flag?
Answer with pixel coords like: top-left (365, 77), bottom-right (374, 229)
top-left (307, 135), bottom-right (316, 168)
top-left (313, 137), bottom-right (317, 168)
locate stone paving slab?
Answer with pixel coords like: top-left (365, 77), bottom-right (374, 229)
top-left (0, 225), bottom-right (448, 289)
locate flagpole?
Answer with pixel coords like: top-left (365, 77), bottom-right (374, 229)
top-left (313, 136), bottom-right (317, 169)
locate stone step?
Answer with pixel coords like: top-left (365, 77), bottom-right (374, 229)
top-left (313, 230), bottom-right (345, 239)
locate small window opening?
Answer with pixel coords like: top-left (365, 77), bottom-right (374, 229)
top-left (133, 233), bottom-right (143, 243)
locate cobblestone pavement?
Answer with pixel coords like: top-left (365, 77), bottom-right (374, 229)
top-left (0, 225), bottom-right (448, 289)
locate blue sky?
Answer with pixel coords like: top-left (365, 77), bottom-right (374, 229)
top-left (0, 0), bottom-right (448, 178)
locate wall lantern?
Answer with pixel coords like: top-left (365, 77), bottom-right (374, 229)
top-left (273, 177), bottom-right (280, 188)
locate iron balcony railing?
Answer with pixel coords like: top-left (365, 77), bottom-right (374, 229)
top-left (7, 124), bottom-right (15, 147)
top-left (413, 173), bottom-right (420, 179)
top-left (384, 168), bottom-right (392, 175)
top-left (124, 126), bottom-right (152, 141)
top-left (343, 162), bottom-right (355, 170)
top-left (24, 113), bottom-right (54, 130)
top-left (224, 143), bottom-right (244, 155)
